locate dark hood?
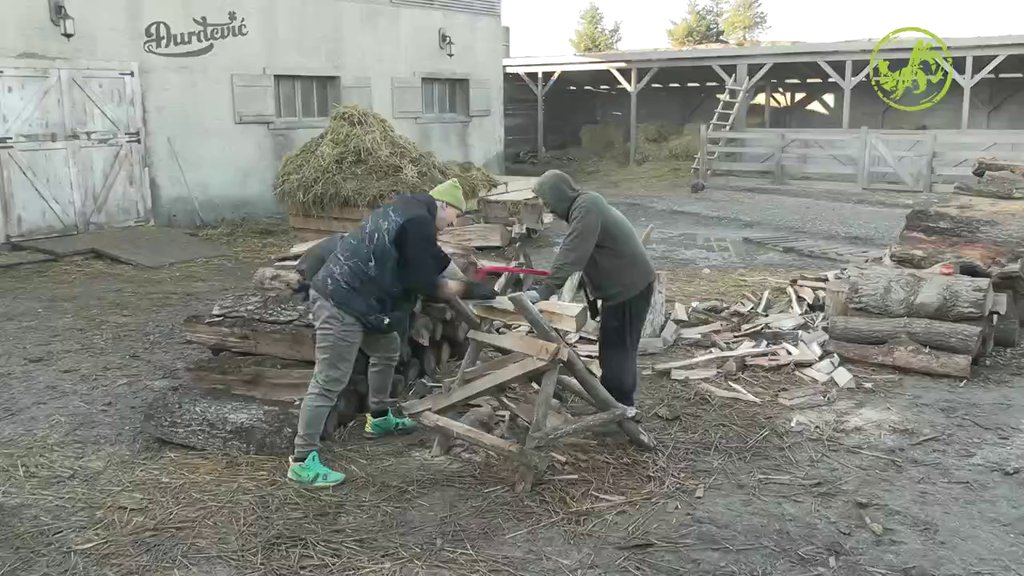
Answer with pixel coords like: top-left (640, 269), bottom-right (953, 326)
top-left (533, 170), bottom-right (581, 221)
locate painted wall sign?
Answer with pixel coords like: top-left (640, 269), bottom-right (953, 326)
top-left (143, 11), bottom-right (249, 57)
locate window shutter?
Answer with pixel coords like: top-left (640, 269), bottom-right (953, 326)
top-left (341, 77), bottom-right (373, 111)
top-left (231, 74), bottom-right (276, 123)
top-left (392, 77), bottom-right (422, 119)
top-left (469, 78), bottom-right (491, 117)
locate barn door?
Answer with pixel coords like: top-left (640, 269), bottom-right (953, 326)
top-left (60, 69), bottom-right (149, 230)
top-left (863, 132), bottom-right (931, 192)
top-left (0, 68), bottom-right (79, 239)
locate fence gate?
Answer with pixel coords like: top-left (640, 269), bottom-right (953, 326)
top-left (862, 132), bottom-right (933, 192)
top-left (0, 61), bottom-right (148, 242)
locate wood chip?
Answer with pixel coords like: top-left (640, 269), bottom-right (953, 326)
top-left (698, 382), bottom-right (762, 403)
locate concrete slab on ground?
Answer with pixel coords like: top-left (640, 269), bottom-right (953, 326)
top-left (13, 227), bottom-right (229, 268)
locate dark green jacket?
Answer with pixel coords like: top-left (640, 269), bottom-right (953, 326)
top-left (533, 170), bottom-right (655, 305)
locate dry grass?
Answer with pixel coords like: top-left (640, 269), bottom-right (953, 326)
top-left (274, 106), bottom-right (498, 215)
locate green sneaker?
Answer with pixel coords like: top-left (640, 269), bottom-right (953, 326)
top-left (364, 409), bottom-right (417, 439)
top-left (287, 451), bottom-right (345, 487)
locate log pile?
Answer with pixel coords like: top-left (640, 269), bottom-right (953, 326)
top-left (822, 265), bottom-right (1014, 378)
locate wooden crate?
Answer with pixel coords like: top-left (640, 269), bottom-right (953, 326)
top-left (288, 206), bottom-right (371, 240)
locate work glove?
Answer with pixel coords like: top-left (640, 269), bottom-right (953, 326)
top-left (523, 290), bottom-right (541, 303)
top-left (462, 281), bottom-right (499, 301)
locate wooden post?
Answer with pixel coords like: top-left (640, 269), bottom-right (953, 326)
top-left (735, 63), bottom-right (750, 128)
top-left (629, 67), bottom-right (638, 166)
top-left (773, 131), bottom-right (785, 184)
top-left (698, 123), bottom-right (709, 181)
top-left (858, 126), bottom-right (870, 190)
top-left (923, 132), bottom-right (936, 193)
top-left (842, 60), bottom-right (853, 129)
top-left (536, 71), bottom-right (545, 158)
top-left (763, 83), bottom-right (772, 128)
top-left (962, 56), bottom-right (974, 130)
top-left (507, 293), bottom-right (657, 451)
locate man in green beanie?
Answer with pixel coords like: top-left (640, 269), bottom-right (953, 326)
top-left (288, 178), bottom-right (497, 487)
top-left (525, 170), bottom-right (655, 418)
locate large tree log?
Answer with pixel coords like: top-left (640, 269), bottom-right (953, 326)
top-left (826, 316), bottom-right (983, 356)
top-left (972, 158), bottom-right (1024, 178)
top-left (953, 172), bottom-right (1024, 200)
top-left (889, 197), bottom-right (1024, 269)
top-left (188, 356), bottom-right (313, 401)
top-left (825, 337), bottom-right (972, 378)
top-left (845, 267), bottom-right (993, 321)
top-left (184, 316), bottom-right (315, 361)
top-left (439, 224), bottom-right (511, 249)
top-left (142, 387), bottom-right (298, 456)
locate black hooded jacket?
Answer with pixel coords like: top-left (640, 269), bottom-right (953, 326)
top-left (308, 194), bottom-right (451, 332)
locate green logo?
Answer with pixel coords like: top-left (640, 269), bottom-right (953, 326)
top-left (870, 27), bottom-right (953, 111)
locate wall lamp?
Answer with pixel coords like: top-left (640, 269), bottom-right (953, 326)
top-left (49, 0), bottom-right (76, 41)
top-left (438, 28), bottom-right (454, 58)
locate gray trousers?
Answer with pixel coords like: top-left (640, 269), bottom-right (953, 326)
top-left (293, 291), bottom-right (401, 458)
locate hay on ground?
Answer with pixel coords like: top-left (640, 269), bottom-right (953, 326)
top-left (274, 106), bottom-right (498, 215)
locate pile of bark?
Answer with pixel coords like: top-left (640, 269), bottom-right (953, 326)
top-left (824, 265), bottom-right (1018, 379)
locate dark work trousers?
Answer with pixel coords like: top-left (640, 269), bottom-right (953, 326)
top-left (597, 282), bottom-right (654, 407)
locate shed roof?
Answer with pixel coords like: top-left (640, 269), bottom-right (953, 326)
top-left (504, 35), bottom-right (1024, 73)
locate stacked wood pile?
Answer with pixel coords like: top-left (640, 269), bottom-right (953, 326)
top-left (823, 265), bottom-right (1017, 379)
top-left (143, 241), bottom-right (488, 456)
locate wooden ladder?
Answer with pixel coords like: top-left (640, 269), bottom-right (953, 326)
top-left (691, 75), bottom-right (750, 175)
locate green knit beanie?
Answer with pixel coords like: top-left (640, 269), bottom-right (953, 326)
top-left (428, 178), bottom-right (466, 213)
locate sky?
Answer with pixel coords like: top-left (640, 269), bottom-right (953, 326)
top-left (502, 0), bottom-right (1024, 57)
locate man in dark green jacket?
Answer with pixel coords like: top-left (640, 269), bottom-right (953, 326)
top-left (526, 170), bottom-right (655, 415)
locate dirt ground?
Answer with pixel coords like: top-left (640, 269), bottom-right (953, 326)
top-left (2, 193), bottom-right (1023, 575)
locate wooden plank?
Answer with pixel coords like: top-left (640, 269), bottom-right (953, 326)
top-left (187, 356), bottom-right (312, 402)
top-left (183, 316), bottom-right (314, 362)
top-left (445, 353), bottom-right (526, 385)
top-left (471, 298), bottom-right (587, 333)
top-left (439, 223), bottom-right (511, 249)
top-left (418, 411), bottom-right (528, 460)
top-left (467, 330), bottom-right (562, 361)
top-left (654, 346), bottom-right (783, 372)
top-left (401, 357), bottom-right (553, 415)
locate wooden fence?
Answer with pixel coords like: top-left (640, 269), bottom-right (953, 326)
top-left (697, 128), bottom-right (1024, 192)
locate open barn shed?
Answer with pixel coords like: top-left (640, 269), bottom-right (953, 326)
top-left (504, 35), bottom-right (1024, 191)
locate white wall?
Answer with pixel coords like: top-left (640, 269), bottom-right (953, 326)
top-left (0, 0), bottom-right (505, 225)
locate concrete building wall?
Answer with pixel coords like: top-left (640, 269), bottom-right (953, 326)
top-left (1, 0), bottom-right (504, 225)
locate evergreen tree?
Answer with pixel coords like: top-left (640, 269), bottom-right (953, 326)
top-left (722, 0), bottom-right (768, 45)
top-left (570, 2), bottom-right (622, 53)
top-left (667, 0), bottom-right (724, 48)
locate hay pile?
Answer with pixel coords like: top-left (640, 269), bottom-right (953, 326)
top-left (636, 122), bottom-right (700, 164)
top-left (275, 106), bottom-right (498, 215)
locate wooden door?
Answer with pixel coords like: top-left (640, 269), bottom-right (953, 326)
top-left (0, 68), bottom-right (78, 239)
top-left (864, 132), bottom-right (931, 192)
top-left (60, 69), bottom-right (149, 230)
top-left (0, 143), bottom-right (79, 239)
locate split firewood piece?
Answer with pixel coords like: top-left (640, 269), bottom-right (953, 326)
top-left (470, 298), bottom-right (588, 333)
top-left (468, 330), bottom-right (564, 362)
top-left (669, 368), bottom-right (718, 381)
top-left (825, 337), bottom-right (972, 378)
top-left (787, 285), bottom-right (803, 315)
top-left (639, 338), bottom-right (667, 355)
top-left (661, 320), bottom-right (681, 346)
top-left (671, 303), bottom-right (689, 323)
top-left (677, 322), bottom-right (730, 340)
top-left (697, 382), bottom-right (762, 403)
top-left (438, 223), bottom-right (511, 249)
top-left (654, 346), bottom-right (783, 372)
top-left (641, 272), bottom-right (667, 339)
top-left (831, 366), bottom-right (856, 388)
top-left (756, 290), bottom-right (771, 314)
